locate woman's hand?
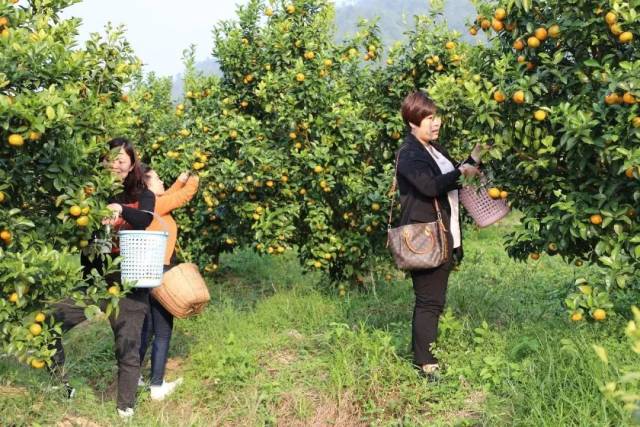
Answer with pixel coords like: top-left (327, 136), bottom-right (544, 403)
top-left (102, 203), bottom-right (123, 225)
top-left (178, 172), bottom-right (190, 183)
top-left (459, 164), bottom-right (480, 177)
top-left (470, 143), bottom-right (491, 164)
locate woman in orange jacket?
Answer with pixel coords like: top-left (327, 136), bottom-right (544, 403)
top-left (138, 166), bottom-right (199, 400)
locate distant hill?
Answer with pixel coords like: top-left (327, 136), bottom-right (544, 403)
top-left (170, 0), bottom-right (478, 99)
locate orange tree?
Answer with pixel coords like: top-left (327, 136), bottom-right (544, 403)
top-left (0, 0), bottom-right (140, 366)
top-left (447, 0), bottom-right (639, 319)
top-left (136, 0), bottom-right (404, 287)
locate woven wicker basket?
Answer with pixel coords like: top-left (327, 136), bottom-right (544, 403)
top-left (151, 263), bottom-right (210, 318)
top-left (459, 180), bottom-right (510, 228)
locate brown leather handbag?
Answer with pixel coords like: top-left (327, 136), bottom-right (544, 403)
top-left (386, 148), bottom-right (450, 271)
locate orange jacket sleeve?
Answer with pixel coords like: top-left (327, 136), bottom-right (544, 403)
top-left (155, 176), bottom-right (199, 216)
top-left (164, 179), bottom-right (185, 195)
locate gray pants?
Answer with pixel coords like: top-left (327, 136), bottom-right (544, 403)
top-left (51, 289), bottom-right (149, 410)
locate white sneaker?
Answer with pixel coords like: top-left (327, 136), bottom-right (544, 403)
top-left (149, 378), bottom-right (183, 401)
top-left (138, 376), bottom-right (145, 387)
top-left (117, 407), bottom-right (134, 418)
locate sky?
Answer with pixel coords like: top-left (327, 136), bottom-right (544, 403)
top-left (62, 0), bottom-right (350, 78)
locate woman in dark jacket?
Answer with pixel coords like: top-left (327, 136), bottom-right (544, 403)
top-left (396, 91), bottom-right (485, 376)
top-left (51, 138), bottom-right (155, 418)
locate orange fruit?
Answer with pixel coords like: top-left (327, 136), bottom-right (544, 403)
top-left (500, 191), bottom-right (508, 199)
top-left (286, 4), bottom-right (295, 14)
top-left (8, 134), bottom-right (24, 147)
top-left (35, 312), bottom-right (46, 323)
top-left (29, 323), bottom-right (42, 336)
top-left (527, 36), bottom-right (541, 48)
top-left (530, 253), bottom-right (540, 261)
top-left (487, 188), bottom-right (501, 199)
top-left (571, 312), bottom-right (583, 321)
top-left (604, 11), bottom-right (617, 25)
top-left (626, 167), bottom-right (635, 179)
top-left (619, 31), bottom-right (633, 43)
top-left (0, 191), bottom-right (4, 203)
top-left (534, 27), bottom-right (548, 41)
top-left (69, 205), bottom-right (82, 217)
top-left (609, 24), bottom-right (623, 36)
top-left (592, 308), bottom-right (606, 321)
top-left (513, 39), bottom-right (525, 51)
top-left (491, 19), bottom-right (504, 32)
top-left (76, 216), bottom-right (89, 227)
top-left (323, 59), bottom-right (333, 67)
top-left (295, 73), bottom-right (305, 82)
top-left (517, 55), bottom-right (526, 63)
top-left (265, 7), bottom-right (273, 16)
top-left (9, 292), bottom-right (18, 303)
top-left (505, 22), bottom-right (516, 32)
top-left (469, 27), bottom-right (478, 36)
top-left (481, 19), bottom-right (491, 30)
top-left (493, 91), bottom-right (506, 103)
top-left (229, 130), bottom-right (238, 139)
top-left (548, 24), bottom-right (560, 38)
top-left (494, 8), bottom-right (506, 21)
top-left (526, 61), bottom-right (536, 71)
top-left (314, 165), bottom-right (324, 173)
top-left (512, 90), bottom-right (525, 104)
top-left (623, 92), bottom-right (636, 104)
top-left (28, 131), bottom-right (41, 141)
top-left (590, 214), bottom-right (603, 225)
top-left (31, 359), bottom-right (45, 369)
top-left (0, 17), bottom-right (9, 26)
top-left (0, 229), bottom-right (11, 242)
top-left (445, 41), bottom-right (455, 49)
top-left (533, 110), bottom-right (547, 121)
top-left (605, 93), bottom-right (620, 105)
top-left (371, 203), bottom-right (381, 211)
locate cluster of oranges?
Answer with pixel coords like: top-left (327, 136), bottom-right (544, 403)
top-left (487, 187), bottom-right (508, 200)
top-left (604, 11), bottom-right (633, 44)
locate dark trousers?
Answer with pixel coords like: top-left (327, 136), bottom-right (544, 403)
top-left (51, 289), bottom-right (149, 410)
top-left (410, 258), bottom-right (453, 365)
top-left (139, 295), bottom-right (174, 386)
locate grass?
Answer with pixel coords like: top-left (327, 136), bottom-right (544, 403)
top-left (1, 221), bottom-right (638, 426)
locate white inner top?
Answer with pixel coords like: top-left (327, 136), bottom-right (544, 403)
top-left (424, 144), bottom-right (461, 248)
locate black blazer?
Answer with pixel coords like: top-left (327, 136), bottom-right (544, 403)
top-left (395, 133), bottom-right (473, 262)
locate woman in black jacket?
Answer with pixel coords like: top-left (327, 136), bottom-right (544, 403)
top-left (396, 91), bottom-right (485, 376)
top-left (51, 138), bottom-right (155, 418)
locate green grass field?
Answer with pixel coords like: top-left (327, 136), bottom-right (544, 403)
top-left (1, 222), bottom-right (637, 426)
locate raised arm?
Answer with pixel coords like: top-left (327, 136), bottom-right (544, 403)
top-left (156, 176), bottom-right (199, 215)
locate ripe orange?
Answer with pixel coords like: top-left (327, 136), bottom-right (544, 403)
top-left (530, 253), bottom-right (540, 261)
top-left (371, 203), bottom-right (381, 211)
top-left (491, 19), bottom-right (504, 32)
top-left (527, 36), bottom-right (541, 48)
top-left (31, 359), bottom-right (45, 369)
top-left (512, 90), bottom-right (525, 104)
top-left (513, 39), bottom-right (525, 51)
top-left (445, 41), bottom-right (455, 49)
top-left (481, 19), bottom-right (491, 30)
top-left (230, 130), bottom-right (238, 139)
top-left (29, 323), bottom-right (42, 336)
top-left (626, 167), bottom-right (635, 179)
top-left (534, 27), bottom-right (548, 41)
top-left (0, 191), bottom-right (5, 203)
top-left (323, 59), bottom-right (333, 67)
top-left (592, 308), bottom-right (606, 321)
top-left (286, 4), bottom-right (295, 14)
top-left (609, 24), bottom-right (622, 36)
top-left (623, 92), bottom-right (636, 104)
top-left (469, 27), bottom-right (478, 36)
top-left (500, 191), bottom-right (508, 199)
top-left (295, 73), bottom-right (305, 82)
top-left (494, 7), bottom-right (506, 21)
top-left (266, 180), bottom-right (274, 188)
top-left (590, 214), bottom-right (603, 225)
top-left (69, 205), bottom-right (82, 217)
top-left (493, 91), bottom-right (506, 103)
top-left (1, 229), bottom-right (11, 242)
top-left (76, 216), bottom-right (89, 227)
top-left (571, 312), bottom-right (583, 321)
top-left (9, 292), bottom-right (18, 303)
top-left (619, 31), bottom-right (633, 43)
top-left (487, 188), bottom-right (501, 199)
top-left (604, 93), bottom-right (620, 105)
top-left (533, 110), bottom-right (547, 121)
top-left (35, 312), bottom-right (46, 323)
top-left (0, 16), bottom-right (8, 26)
top-left (8, 134), bottom-right (24, 147)
top-left (548, 24), bottom-right (560, 38)
top-left (604, 11), bottom-right (617, 25)
top-left (314, 165), bottom-right (324, 173)
top-left (505, 22), bottom-right (516, 32)
top-left (265, 7), bottom-right (273, 16)
top-left (289, 132), bottom-right (297, 139)
top-left (633, 117), bottom-right (640, 128)
top-left (28, 131), bottom-right (41, 141)
top-left (517, 55), bottom-right (526, 63)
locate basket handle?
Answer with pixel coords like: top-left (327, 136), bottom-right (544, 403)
top-left (140, 210), bottom-right (171, 234)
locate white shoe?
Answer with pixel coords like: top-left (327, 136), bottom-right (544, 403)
top-left (117, 407), bottom-right (134, 418)
top-left (149, 378), bottom-right (183, 401)
top-left (138, 376), bottom-right (145, 387)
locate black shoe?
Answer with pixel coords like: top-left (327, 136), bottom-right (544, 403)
top-left (65, 382), bottom-right (76, 399)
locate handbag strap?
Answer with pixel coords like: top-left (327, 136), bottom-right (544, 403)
top-left (386, 144), bottom-right (446, 231)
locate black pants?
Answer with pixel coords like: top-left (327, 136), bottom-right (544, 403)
top-left (410, 258), bottom-right (454, 366)
top-left (139, 295), bottom-right (174, 386)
